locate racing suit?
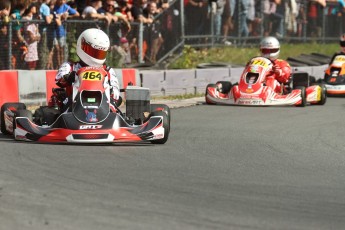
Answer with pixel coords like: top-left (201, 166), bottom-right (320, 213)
top-left (328, 52), bottom-right (345, 64)
top-left (54, 61), bottom-right (120, 112)
top-left (270, 59), bottom-right (292, 94)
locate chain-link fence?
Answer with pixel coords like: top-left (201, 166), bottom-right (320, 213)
top-left (184, 0), bottom-right (345, 46)
top-left (0, 0), bottom-right (343, 70)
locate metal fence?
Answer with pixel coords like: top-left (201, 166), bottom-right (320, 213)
top-left (184, 0), bottom-right (345, 46)
top-left (0, 0), bottom-right (343, 70)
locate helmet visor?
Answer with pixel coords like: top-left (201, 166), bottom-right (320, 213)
top-left (81, 38), bottom-right (108, 60)
top-left (340, 41), bottom-right (345, 47)
top-left (260, 48), bottom-right (279, 54)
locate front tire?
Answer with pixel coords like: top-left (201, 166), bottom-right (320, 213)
top-left (205, 84), bottom-right (217, 105)
top-left (317, 84), bottom-right (327, 105)
top-left (149, 111), bottom-right (170, 144)
top-left (295, 86), bottom-right (306, 107)
top-left (1, 102), bottom-right (26, 135)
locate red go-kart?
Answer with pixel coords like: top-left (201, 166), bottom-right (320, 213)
top-left (205, 56), bottom-right (326, 106)
top-left (1, 66), bottom-right (170, 144)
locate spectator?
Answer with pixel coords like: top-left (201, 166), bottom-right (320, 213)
top-left (307, 0), bottom-right (326, 37)
top-left (208, 0), bottom-right (226, 42)
top-left (116, 0), bottom-right (134, 22)
top-left (52, 0), bottom-right (80, 68)
top-left (159, 1), bottom-right (180, 56)
top-left (46, 0), bottom-right (57, 69)
top-left (250, 0), bottom-right (263, 37)
top-left (295, 0), bottom-right (306, 37)
top-left (285, 0), bottom-right (298, 37)
top-left (0, 21), bottom-right (9, 70)
top-left (143, 2), bottom-right (164, 63)
top-left (73, 0), bottom-right (87, 15)
top-left (0, 0), bottom-right (11, 20)
top-left (185, 0), bottom-right (208, 37)
top-left (152, 0), bottom-right (170, 12)
top-left (98, 0), bottom-right (131, 34)
top-left (221, 0), bottom-right (234, 45)
top-left (247, 0), bottom-right (255, 36)
top-left (131, 0), bottom-right (149, 22)
top-left (262, 0), bottom-right (272, 36)
top-left (324, 0), bottom-right (344, 37)
top-left (0, 0), bottom-right (11, 70)
top-left (98, 0), bottom-right (132, 59)
top-left (238, 0), bottom-right (250, 40)
top-left (270, 0), bottom-right (284, 37)
top-left (22, 3), bottom-right (41, 70)
top-left (130, 0), bottom-right (152, 60)
top-left (82, 0), bottom-right (112, 26)
top-left (144, 1), bottom-right (163, 62)
top-left (39, 0), bottom-right (54, 69)
top-left (10, 3), bottom-right (27, 69)
top-left (111, 36), bottom-right (132, 67)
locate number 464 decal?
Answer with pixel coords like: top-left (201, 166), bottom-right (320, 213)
top-left (82, 71), bottom-right (102, 81)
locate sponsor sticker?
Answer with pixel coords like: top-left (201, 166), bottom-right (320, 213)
top-left (82, 71), bottom-right (102, 81)
top-left (249, 58), bottom-right (270, 68)
top-left (154, 133), bottom-right (164, 139)
top-left (328, 86), bottom-right (342, 90)
top-left (334, 55), bottom-right (345, 62)
top-left (238, 100), bottom-right (261, 105)
top-left (79, 125), bottom-right (103, 129)
top-left (85, 110), bottom-right (98, 122)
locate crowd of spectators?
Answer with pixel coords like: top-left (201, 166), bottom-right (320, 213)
top-left (185, 0), bottom-right (345, 45)
top-left (1, 0), bottom-right (345, 70)
top-left (0, 0), bottom-right (171, 70)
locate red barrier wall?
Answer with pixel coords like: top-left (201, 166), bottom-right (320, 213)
top-left (122, 69), bottom-right (137, 87)
top-left (46, 70), bottom-right (58, 104)
top-left (0, 69), bottom-right (139, 107)
top-left (0, 71), bottom-right (19, 107)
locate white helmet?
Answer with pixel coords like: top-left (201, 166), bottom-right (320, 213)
top-left (76, 28), bottom-right (110, 67)
top-left (260, 36), bottom-right (280, 61)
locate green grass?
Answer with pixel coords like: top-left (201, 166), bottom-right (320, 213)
top-left (169, 42), bottom-right (339, 69)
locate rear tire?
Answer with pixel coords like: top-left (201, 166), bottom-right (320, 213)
top-left (149, 111), bottom-right (169, 144)
top-left (1, 103), bottom-right (26, 135)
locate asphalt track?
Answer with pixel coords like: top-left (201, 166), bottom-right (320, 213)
top-left (1, 97), bottom-right (345, 230)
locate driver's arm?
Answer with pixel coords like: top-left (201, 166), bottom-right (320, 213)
top-left (56, 62), bottom-right (73, 87)
top-left (107, 68), bottom-right (120, 100)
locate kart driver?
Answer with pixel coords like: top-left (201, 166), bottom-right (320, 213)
top-left (259, 36), bottom-right (292, 94)
top-left (54, 28), bottom-right (120, 112)
top-left (328, 34), bottom-right (345, 64)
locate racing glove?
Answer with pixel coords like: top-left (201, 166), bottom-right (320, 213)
top-left (272, 65), bottom-right (283, 77)
top-left (63, 71), bottom-right (76, 85)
